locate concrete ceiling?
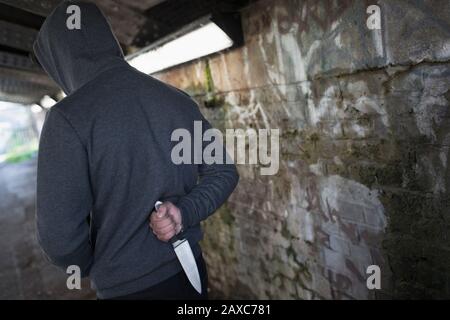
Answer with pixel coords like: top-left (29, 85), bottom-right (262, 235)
top-left (0, 0), bottom-right (249, 104)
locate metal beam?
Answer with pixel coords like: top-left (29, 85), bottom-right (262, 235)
top-left (0, 20), bottom-right (38, 52)
top-left (0, 0), bottom-right (149, 46)
top-left (0, 66), bottom-right (55, 86)
top-left (0, 51), bottom-right (40, 72)
top-left (0, 66), bottom-right (59, 104)
top-left (95, 0), bottom-right (147, 46)
top-left (125, 0), bottom-right (166, 11)
top-left (0, 0), bottom-right (59, 17)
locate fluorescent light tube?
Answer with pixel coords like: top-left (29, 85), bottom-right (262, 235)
top-left (128, 22), bottom-right (234, 74)
top-left (31, 104), bottom-right (43, 113)
top-left (40, 95), bottom-right (56, 109)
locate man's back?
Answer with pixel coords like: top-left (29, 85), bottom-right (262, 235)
top-left (34, 1), bottom-right (238, 299)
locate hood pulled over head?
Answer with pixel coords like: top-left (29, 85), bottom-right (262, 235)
top-left (33, 1), bottom-right (125, 95)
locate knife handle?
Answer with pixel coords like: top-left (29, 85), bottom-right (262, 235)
top-left (170, 234), bottom-right (183, 245)
top-left (154, 201), bottom-right (184, 245)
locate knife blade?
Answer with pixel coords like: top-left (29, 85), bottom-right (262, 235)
top-left (154, 201), bottom-right (202, 294)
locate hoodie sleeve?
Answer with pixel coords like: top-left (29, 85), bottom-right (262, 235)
top-left (36, 108), bottom-right (93, 276)
top-left (176, 107), bottom-right (239, 229)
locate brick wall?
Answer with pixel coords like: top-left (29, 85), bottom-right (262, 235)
top-left (155, 0), bottom-right (450, 299)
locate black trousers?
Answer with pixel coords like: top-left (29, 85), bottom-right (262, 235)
top-left (109, 253), bottom-right (209, 300)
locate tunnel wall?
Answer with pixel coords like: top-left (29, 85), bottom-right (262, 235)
top-left (155, 0), bottom-right (450, 299)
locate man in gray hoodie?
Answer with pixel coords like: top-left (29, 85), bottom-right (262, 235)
top-left (34, 1), bottom-right (239, 299)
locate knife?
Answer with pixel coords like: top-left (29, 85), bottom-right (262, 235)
top-left (154, 201), bottom-right (202, 294)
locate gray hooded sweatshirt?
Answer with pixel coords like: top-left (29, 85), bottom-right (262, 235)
top-left (34, 1), bottom-right (239, 299)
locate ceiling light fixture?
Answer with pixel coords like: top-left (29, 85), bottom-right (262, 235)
top-left (127, 13), bottom-right (243, 74)
top-left (39, 95), bottom-right (56, 109)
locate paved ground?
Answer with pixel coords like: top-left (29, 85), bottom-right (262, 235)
top-left (0, 156), bottom-right (95, 299)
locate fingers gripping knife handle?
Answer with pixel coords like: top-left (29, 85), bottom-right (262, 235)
top-left (154, 201), bottom-right (183, 246)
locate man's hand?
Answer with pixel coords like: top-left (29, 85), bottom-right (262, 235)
top-left (149, 201), bottom-right (183, 242)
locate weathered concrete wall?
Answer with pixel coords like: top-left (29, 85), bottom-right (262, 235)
top-left (156, 0), bottom-right (450, 299)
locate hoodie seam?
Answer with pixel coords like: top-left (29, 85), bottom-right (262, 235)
top-left (52, 107), bottom-right (87, 150)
